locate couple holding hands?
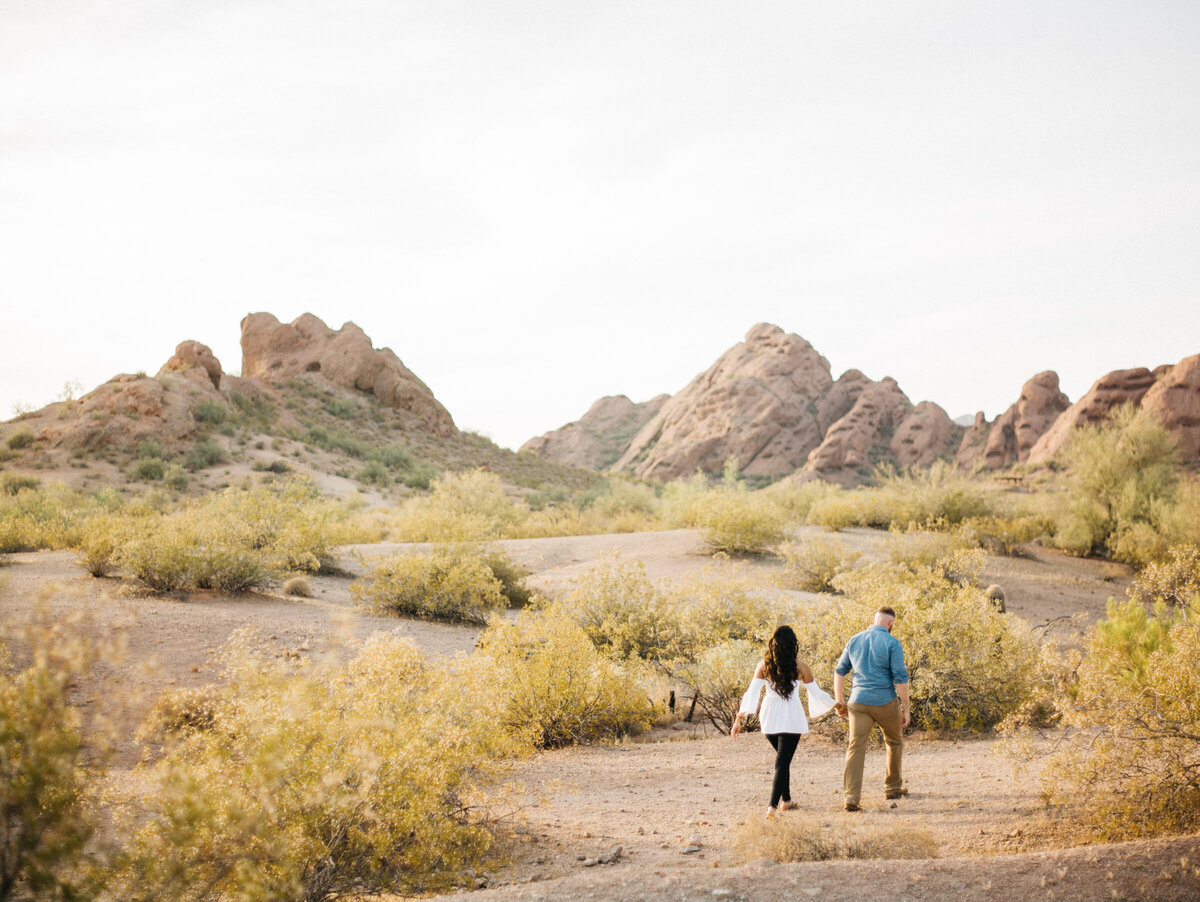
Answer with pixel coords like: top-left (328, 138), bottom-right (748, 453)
top-left (731, 607), bottom-right (910, 817)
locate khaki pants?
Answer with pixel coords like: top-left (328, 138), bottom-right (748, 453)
top-left (843, 698), bottom-right (904, 805)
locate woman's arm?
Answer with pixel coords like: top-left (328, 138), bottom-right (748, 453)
top-left (732, 661), bottom-right (769, 737)
top-left (798, 660), bottom-right (814, 684)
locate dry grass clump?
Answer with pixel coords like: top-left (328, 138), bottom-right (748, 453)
top-left (735, 814), bottom-right (938, 863)
top-left (474, 607), bottom-right (655, 749)
top-left (1129, 544), bottom-right (1200, 607)
top-left (351, 545), bottom-right (507, 624)
top-left (777, 535), bottom-right (861, 593)
top-left (282, 575), bottom-right (313, 597)
top-left (118, 632), bottom-right (518, 900)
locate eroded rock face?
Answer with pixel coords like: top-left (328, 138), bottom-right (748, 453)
top-left (612, 324), bottom-right (836, 480)
top-left (1142, 354), bottom-right (1200, 460)
top-left (979, 371), bottom-right (1071, 469)
top-left (955, 412), bottom-right (990, 469)
top-left (240, 312), bottom-right (455, 436)
top-left (890, 401), bottom-right (961, 470)
top-left (159, 340), bottom-right (224, 391)
top-left (1027, 367), bottom-right (1160, 465)
top-left (520, 394), bottom-right (669, 471)
top-left (802, 378), bottom-right (910, 474)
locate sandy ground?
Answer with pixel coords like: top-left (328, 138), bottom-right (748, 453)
top-left (4, 528), bottom-right (1189, 902)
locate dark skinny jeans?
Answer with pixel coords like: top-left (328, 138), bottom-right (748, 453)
top-left (765, 732), bottom-right (801, 808)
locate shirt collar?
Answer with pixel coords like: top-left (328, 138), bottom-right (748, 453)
top-left (868, 624), bottom-right (891, 633)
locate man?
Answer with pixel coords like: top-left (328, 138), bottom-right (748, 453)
top-left (833, 606), bottom-right (910, 812)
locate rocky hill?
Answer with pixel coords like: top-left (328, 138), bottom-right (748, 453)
top-left (524, 326), bottom-right (1200, 482)
top-left (0, 313), bottom-right (601, 500)
top-left (519, 394), bottom-right (669, 471)
top-left (526, 324), bottom-right (963, 483)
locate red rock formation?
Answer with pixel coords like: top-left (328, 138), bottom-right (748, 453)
top-left (978, 371), bottom-right (1071, 469)
top-left (240, 312), bottom-right (455, 436)
top-left (520, 394), bottom-right (670, 471)
top-left (1027, 367), bottom-right (1159, 465)
top-left (955, 412), bottom-right (990, 469)
top-left (613, 324), bottom-right (837, 480)
top-left (1141, 354), bottom-right (1200, 460)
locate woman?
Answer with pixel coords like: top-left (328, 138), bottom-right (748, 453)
top-left (731, 625), bottom-right (835, 817)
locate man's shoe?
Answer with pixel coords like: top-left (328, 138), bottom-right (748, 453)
top-left (844, 802), bottom-right (861, 812)
top-left (885, 787), bottom-right (909, 800)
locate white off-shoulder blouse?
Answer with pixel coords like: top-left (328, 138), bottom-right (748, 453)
top-left (738, 676), bottom-right (837, 735)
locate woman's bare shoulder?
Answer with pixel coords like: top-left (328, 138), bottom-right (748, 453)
top-left (753, 659), bottom-right (767, 678)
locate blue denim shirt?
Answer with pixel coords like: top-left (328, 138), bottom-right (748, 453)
top-left (835, 624), bottom-right (908, 706)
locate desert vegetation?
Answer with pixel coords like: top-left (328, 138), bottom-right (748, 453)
top-left (2, 405), bottom-right (1199, 898)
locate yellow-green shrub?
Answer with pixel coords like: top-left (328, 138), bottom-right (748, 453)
top-left (777, 535), bottom-right (861, 593)
top-left (0, 611), bottom-right (113, 902)
top-left (388, 470), bottom-right (525, 542)
top-left (350, 546), bottom-right (507, 624)
top-left (119, 633), bottom-right (516, 900)
top-left (963, 514), bottom-right (1051, 555)
top-left (690, 489), bottom-right (786, 555)
top-left (795, 562), bottom-right (1041, 731)
top-left (474, 608), bottom-right (654, 749)
top-left (1041, 598), bottom-right (1200, 837)
top-left (885, 527), bottom-right (979, 577)
top-left (1054, 405), bottom-right (1180, 565)
top-left (760, 479), bottom-right (842, 524)
top-left (1130, 543), bottom-right (1200, 608)
top-left (676, 639), bottom-right (761, 732)
top-left (557, 556), bottom-right (778, 664)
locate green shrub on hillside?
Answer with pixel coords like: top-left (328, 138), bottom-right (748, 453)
top-left (183, 439), bottom-right (229, 471)
top-left (5, 428), bottom-right (34, 451)
top-left (389, 470), bottom-right (524, 542)
top-left (192, 400), bottom-right (227, 426)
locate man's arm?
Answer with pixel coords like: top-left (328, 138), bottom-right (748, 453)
top-left (896, 681), bottom-right (911, 729)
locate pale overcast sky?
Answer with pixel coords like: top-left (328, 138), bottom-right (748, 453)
top-left (2, 1), bottom-right (1198, 450)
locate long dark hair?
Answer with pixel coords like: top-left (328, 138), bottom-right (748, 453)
top-left (764, 625), bottom-right (799, 699)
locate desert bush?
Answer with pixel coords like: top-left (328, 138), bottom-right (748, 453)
top-left (557, 557), bottom-right (778, 666)
top-left (963, 514), bottom-right (1051, 555)
top-left (162, 464), bottom-right (189, 491)
top-left (806, 492), bottom-right (863, 531)
top-left (795, 562), bottom-right (1041, 732)
top-left (302, 426), bottom-right (372, 459)
top-left (1041, 597), bottom-right (1200, 837)
top-left (76, 512), bottom-right (127, 577)
top-left (885, 526), bottom-right (979, 576)
top-left (350, 546), bottom-right (507, 624)
top-left (136, 439), bottom-right (164, 460)
top-left (690, 488), bottom-right (786, 555)
top-left (777, 535), bottom-right (861, 593)
top-left (586, 477), bottom-right (661, 521)
top-left (1130, 544), bottom-right (1200, 608)
top-left (1054, 405), bottom-right (1180, 565)
top-left (0, 611), bottom-right (115, 902)
top-left (113, 479), bottom-right (359, 591)
top-left (192, 400), bottom-right (227, 426)
top-left (474, 608), bottom-right (654, 748)
top-left (480, 549), bottom-right (532, 607)
top-left (282, 575), bottom-right (313, 598)
top-left (119, 632), bottom-right (516, 900)
top-left (131, 456), bottom-right (166, 481)
top-left (661, 471), bottom-right (712, 527)
top-left (251, 459), bottom-right (290, 474)
top-left (5, 429), bottom-right (34, 451)
top-left (183, 438), bottom-right (229, 471)
top-left (388, 470), bottom-right (525, 542)
top-left (735, 814), bottom-right (938, 863)
top-left (760, 479), bottom-right (842, 524)
top-left (676, 639), bottom-right (762, 732)
top-left (1, 474), bottom-right (40, 496)
top-left (357, 458), bottom-right (390, 487)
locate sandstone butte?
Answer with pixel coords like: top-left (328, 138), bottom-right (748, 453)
top-left (16, 313), bottom-right (456, 457)
top-left (524, 324), bottom-right (1200, 481)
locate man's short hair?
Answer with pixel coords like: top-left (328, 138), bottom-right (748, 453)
top-left (877, 606), bottom-right (896, 618)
